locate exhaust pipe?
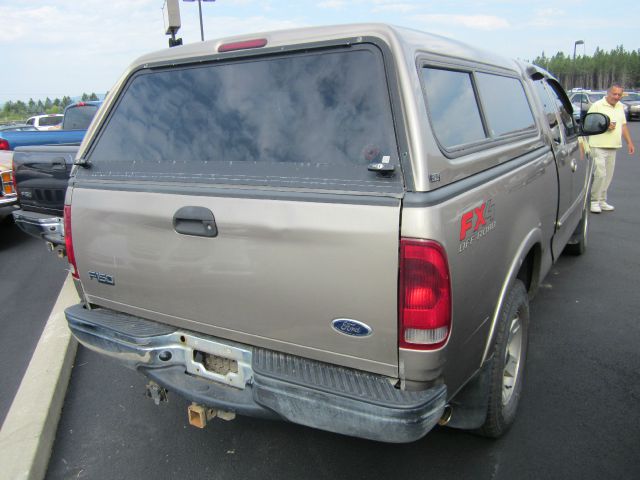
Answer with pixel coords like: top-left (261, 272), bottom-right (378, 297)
top-left (438, 404), bottom-right (453, 426)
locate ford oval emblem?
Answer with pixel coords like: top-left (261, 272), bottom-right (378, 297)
top-left (331, 319), bottom-right (372, 337)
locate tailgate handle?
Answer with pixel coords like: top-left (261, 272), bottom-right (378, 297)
top-left (173, 206), bottom-right (218, 238)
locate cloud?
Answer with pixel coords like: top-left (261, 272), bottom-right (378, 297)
top-left (372, 3), bottom-right (419, 14)
top-left (414, 14), bottom-right (510, 30)
top-left (528, 8), bottom-right (566, 27)
top-left (317, 0), bottom-right (348, 9)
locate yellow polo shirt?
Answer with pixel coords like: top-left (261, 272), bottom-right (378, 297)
top-left (588, 97), bottom-right (627, 148)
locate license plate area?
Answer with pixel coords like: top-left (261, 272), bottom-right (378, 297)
top-left (182, 334), bottom-right (253, 389)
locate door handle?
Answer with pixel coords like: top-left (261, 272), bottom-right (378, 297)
top-left (51, 157), bottom-right (67, 170)
top-left (571, 159), bottom-right (577, 172)
top-left (173, 206), bottom-right (218, 237)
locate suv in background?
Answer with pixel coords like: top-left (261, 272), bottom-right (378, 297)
top-left (25, 114), bottom-right (63, 131)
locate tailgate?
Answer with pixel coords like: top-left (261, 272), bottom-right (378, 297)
top-left (71, 41), bottom-right (406, 375)
top-left (72, 188), bottom-right (401, 373)
top-left (14, 145), bottom-right (77, 215)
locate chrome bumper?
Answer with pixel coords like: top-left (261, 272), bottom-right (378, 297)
top-left (12, 209), bottom-right (64, 245)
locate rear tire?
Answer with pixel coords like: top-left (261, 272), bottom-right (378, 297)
top-left (476, 280), bottom-right (529, 438)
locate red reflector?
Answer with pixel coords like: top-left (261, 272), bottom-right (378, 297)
top-left (64, 205), bottom-right (79, 279)
top-left (399, 239), bottom-right (451, 350)
top-left (11, 159), bottom-right (19, 198)
top-left (0, 139), bottom-right (9, 150)
top-left (218, 38), bottom-right (267, 53)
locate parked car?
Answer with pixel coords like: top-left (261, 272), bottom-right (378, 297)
top-left (0, 101), bottom-right (103, 151)
top-left (62, 23), bottom-right (608, 443)
top-left (621, 92), bottom-right (640, 121)
top-left (570, 90), bottom-right (629, 122)
top-left (25, 114), bottom-right (63, 131)
top-left (0, 124), bottom-right (38, 132)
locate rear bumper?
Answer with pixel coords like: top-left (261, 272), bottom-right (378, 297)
top-left (12, 209), bottom-right (64, 245)
top-left (0, 195), bottom-right (18, 207)
top-left (65, 304), bottom-right (447, 443)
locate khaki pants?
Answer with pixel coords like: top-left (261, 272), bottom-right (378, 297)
top-left (590, 147), bottom-right (617, 203)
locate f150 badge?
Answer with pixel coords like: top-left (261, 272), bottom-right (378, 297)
top-left (332, 319), bottom-right (372, 337)
top-left (458, 199), bottom-right (496, 253)
top-left (88, 271), bottom-right (115, 286)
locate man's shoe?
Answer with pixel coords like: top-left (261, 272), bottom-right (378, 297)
top-left (590, 202), bottom-right (602, 213)
top-left (600, 201), bottom-right (615, 211)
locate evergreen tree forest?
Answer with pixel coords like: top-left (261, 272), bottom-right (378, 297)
top-left (533, 46), bottom-right (640, 91)
top-left (1, 92), bottom-right (100, 124)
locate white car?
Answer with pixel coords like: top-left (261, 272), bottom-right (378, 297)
top-left (25, 114), bottom-right (63, 131)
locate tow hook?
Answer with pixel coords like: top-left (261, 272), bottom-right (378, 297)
top-left (187, 403), bottom-right (236, 429)
top-left (145, 381), bottom-right (168, 405)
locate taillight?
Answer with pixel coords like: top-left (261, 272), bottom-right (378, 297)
top-left (0, 139), bottom-right (9, 150)
top-left (64, 205), bottom-right (79, 279)
top-left (399, 239), bottom-right (451, 350)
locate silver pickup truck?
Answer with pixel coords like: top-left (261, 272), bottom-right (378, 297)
top-left (63, 24), bottom-right (608, 443)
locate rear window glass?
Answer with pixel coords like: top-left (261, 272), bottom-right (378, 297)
top-left (39, 115), bottom-right (63, 127)
top-left (85, 47), bottom-right (402, 193)
top-left (63, 105), bottom-right (100, 130)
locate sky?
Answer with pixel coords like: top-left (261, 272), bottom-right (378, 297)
top-left (1, 0), bottom-right (638, 104)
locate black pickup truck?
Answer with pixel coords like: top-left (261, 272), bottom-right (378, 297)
top-left (11, 145), bottom-right (77, 253)
top-left (11, 102), bottom-right (102, 253)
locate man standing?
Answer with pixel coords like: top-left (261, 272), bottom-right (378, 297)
top-left (588, 84), bottom-right (635, 213)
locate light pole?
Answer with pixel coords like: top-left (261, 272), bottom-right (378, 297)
top-left (573, 40), bottom-right (584, 61)
top-left (183, 0), bottom-right (216, 41)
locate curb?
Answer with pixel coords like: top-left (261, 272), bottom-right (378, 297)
top-left (0, 274), bottom-right (79, 480)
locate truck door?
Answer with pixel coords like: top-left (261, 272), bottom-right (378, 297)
top-left (533, 79), bottom-right (585, 258)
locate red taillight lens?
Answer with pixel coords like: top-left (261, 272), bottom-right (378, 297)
top-left (0, 139), bottom-right (9, 150)
top-left (64, 205), bottom-right (79, 279)
top-left (399, 239), bottom-right (451, 350)
top-left (218, 38), bottom-right (267, 52)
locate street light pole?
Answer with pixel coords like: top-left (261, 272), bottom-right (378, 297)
top-left (184, 0), bottom-right (215, 41)
top-left (197, 0), bottom-right (204, 41)
top-left (573, 40), bottom-right (584, 61)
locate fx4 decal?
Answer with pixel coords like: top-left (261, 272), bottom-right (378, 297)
top-left (458, 199), bottom-right (496, 253)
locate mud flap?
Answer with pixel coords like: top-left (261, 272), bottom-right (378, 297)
top-left (445, 359), bottom-right (492, 430)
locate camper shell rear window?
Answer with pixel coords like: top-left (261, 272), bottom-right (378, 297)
top-left (84, 45), bottom-right (403, 194)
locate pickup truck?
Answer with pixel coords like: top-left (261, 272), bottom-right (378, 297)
top-left (62, 24), bottom-right (608, 443)
top-left (0, 101), bottom-right (101, 151)
top-left (9, 101), bottom-right (103, 249)
top-left (10, 145), bottom-right (77, 250)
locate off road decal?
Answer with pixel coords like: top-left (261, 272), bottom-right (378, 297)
top-left (458, 199), bottom-right (496, 253)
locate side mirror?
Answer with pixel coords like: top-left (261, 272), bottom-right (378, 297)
top-left (580, 112), bottom-right (609, 135)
